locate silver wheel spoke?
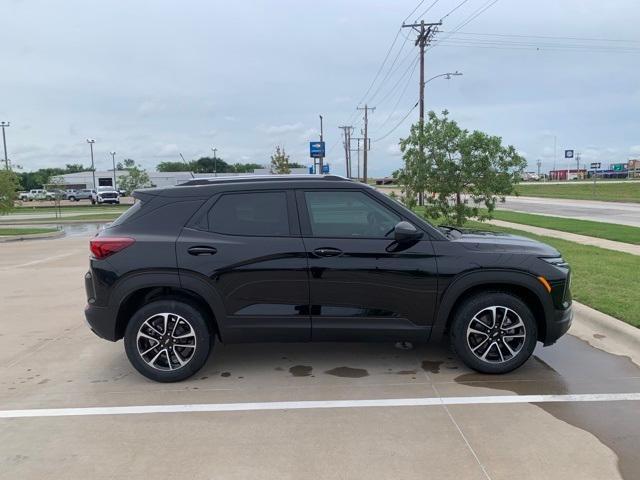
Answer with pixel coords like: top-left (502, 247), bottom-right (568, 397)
top-left (503, 340), bottom-right (517, 357)
top-left (136, 312), bottom-right (197, 372)
top-left (471, 337), bottom-right (489, 352)
top-left (467, 305), bottom-right (526, 365)
top-left (468, 328), bottom-right (489, 337)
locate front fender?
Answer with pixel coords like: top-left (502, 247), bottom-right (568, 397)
top-left (430, 269), bottom-right (554, 342)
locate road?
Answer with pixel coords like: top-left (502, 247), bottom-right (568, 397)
top-left (1, 235), bottom-right (639, 480)
top-left (498, 196), bottom-right (640, 227)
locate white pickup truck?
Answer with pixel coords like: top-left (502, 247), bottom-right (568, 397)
top-left (18, 189), bottom-right (48, 201)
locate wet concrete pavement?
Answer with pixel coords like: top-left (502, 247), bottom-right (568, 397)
top-left (1, 236), bottom-right (639, 479)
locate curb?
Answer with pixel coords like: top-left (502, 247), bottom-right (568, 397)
top-left (0, 230), bottom-right (65, 243)
top-left (570, 301), bottom-right (640, 366)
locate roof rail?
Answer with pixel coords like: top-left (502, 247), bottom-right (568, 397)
top-left (178, 174), bottom-right (351, 187)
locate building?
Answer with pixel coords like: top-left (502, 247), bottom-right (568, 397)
top-left (548, 169), bottom-right (587, 181)
top-left (53, 168), bottom-right (311, 190)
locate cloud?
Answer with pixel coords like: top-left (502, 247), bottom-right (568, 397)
top-left (158, 143), bottom-right (179, 156)
top-left (137, 101), bottom-right (166, 117)
top-left (258, 122), bottom-right (304, 135)
top-left (630, 145), bottom-right (640, 155)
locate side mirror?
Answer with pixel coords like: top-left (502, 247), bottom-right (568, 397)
top-left (394, 221), bottom-right (423, 243)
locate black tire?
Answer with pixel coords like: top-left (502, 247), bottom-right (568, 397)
top-left (68, 196), bottom-right (76, 201)
top-left (450, 292), bottom-right (537, 374)
top-left (124, 299), bottom-right (212, 382)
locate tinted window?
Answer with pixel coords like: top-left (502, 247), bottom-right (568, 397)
top-left (304, 191), bottom-right (400, 238)
top-left (208, 192), bottom-right (289, 236)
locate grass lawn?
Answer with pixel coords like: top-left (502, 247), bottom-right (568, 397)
top-left (413, 208), bottom-right (640, 328)
top-left (0, 227), bottom-right (58, 236)
top-left (515, 181), bottom-right (640, 203)
top-left (490, 210), bottom-right (640, 245)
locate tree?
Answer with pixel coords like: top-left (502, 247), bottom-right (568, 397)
top-left (270, 146), bottom-right (291, 174)
top-left (118, 166), bottom-right (152, 195)
top-left (157, 161), bottom-right (191, 172)
top-left (0, 170), bottom-right (20, 214)
top-left (396, 110), bottom-right (526, 226)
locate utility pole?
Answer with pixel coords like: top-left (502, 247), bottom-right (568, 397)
top-left (339, 125), bottom-right (353, 178)
top-left (86, 139), bottom-right (96, 190)
top-left (110, 151), bottom-right (117, 190)
top-left (402, 20), bottom-right (441, 122)
top-left (211, 147), bottom-right (218, 176)
top-left (319, 115), bottom-right (324, 174)
top-left (1, 121), bottom-right (9, 170)
top-left (357, 105), bottom-right (375, 183)
top-left (576, 152), bottom-right (581, 177)
top-left (536, 159), bottom-right (542, 178)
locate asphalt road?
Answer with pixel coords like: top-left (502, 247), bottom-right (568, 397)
top-left (1, 235), bottom-right (639, 480)
top-left (498, 196), bottom-right (640, 227)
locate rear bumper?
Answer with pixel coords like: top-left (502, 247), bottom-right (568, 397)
top-left (542, 303), bottom-right (573, 346)
top-left (85, 304), bottom-right (118, 341)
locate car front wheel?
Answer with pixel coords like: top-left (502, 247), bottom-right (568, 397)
top-left (450, 292), bottom-right (537, 374)
top-left (124, 300), bottom-right (212, 382)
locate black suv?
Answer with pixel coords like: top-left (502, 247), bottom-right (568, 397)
top-left (84, 175), bottom-right (572, 382)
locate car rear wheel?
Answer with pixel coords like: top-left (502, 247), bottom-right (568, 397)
top-left (450, 292), bottom-right (537, 374)
top-left (124, 300), bottom-right (212, 382)
top-left (68, 196), bottom-right (76, 201)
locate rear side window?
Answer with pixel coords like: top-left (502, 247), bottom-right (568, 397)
top-left (208, 192), bottom-right (289, 236)
top-left (109, 200), bottom-right (143, 227)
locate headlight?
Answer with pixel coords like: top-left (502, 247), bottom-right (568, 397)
top-left (540, 256), bottom-right (569, 268)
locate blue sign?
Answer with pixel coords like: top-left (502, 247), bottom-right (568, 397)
top-left (564, 149), bottom-right (574, 159)
top-left (310, 141), bottom-right (325, 158)
top-left (322, 164), bottom-right (330, 174)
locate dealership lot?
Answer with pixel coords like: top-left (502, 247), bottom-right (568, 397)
top-left (1, 235), bottom-right (639, 480)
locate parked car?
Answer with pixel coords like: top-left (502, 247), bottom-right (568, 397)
top-left (18, 189), bottom-right (47, 201)
top-left (84, 175), bottom-right (573, 382)
top-left (67, 189), bottom-right (96, 202)
top-left (92, 187), bottom-right (120, 205)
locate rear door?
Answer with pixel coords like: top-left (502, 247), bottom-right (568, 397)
top-left (176, 189), bottom-right (310, 342)
top-left (297, 188), bottom-right (438, 342)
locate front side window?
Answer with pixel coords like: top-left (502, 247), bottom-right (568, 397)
top-left (304, 190), bottom-right (400, 238)
top-left (208, 191), bottom-right (289, 236)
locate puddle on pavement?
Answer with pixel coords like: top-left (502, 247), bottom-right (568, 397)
top-left (289, 365), bottom-right (313, 377)
top-left (421, 360), bottom-right (442, 374)
top-left (454, 335), bottom-right (640, 480)
top-left (325, 366), bottom-right (369, 378)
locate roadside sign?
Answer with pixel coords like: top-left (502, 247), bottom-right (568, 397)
top-left (564, 149), bottom-right (574, 159)
top-left (590, 162), bottom-right (601, 169)
top-left (310, 141), bottom-right (325, 158)
top-left (612, 163), bottom-right (627, 171)
top-left (322, 164), bottom-right (330, 174)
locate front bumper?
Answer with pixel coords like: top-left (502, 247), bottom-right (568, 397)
top-left (543, 303), bottom-right (573, 346)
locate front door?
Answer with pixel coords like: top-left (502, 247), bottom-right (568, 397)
top-left (177, 190), bottom-right (310, 342)
top-left (296, 189), bottom-right (438, 342)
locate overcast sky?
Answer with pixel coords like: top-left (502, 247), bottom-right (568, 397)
top-left (2, 0), bottom-right (639, 176)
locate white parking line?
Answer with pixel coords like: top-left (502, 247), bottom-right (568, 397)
top-left (2, 393), bottom-right (639, 419)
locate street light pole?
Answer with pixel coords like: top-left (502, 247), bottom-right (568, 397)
top-left (87, 139), bottom-right (96, 190)
top-left (1, 121), bottom-right (10, 170)
top-left (319, 115), bottom-right (324, 174)
top-left (110, 151), bottom-right (117, 190)
top-left (211, 147), bottom-right (218, 177)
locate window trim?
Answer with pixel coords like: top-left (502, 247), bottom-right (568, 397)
top-left (205, 189), bottom-right (295, 238)
top-left (296, 188), bottom-right (404, 240)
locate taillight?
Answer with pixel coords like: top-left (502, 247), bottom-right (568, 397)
top-left (90, 237), bottom-right (135, 259)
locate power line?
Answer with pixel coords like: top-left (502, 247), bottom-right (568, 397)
top-left (439, 0), bottom-right (472, 21)
top-left (440, 30), bottom-right (640, 44)
top-left (429, 0), bottom-right (500, 50)
top-left (370, 51), bottom-right (418, 107)
top-left (373, 101), bottom-right (419, 142)
top-left (414, 0), bottom-right (441, 20)
top-left (377, 59), bottom-right (419, 129)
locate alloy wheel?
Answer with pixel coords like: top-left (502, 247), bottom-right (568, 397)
top-left (466, 306), bottom-right (527, 364)
top-left (136, 312), bottom-right (197, 371)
